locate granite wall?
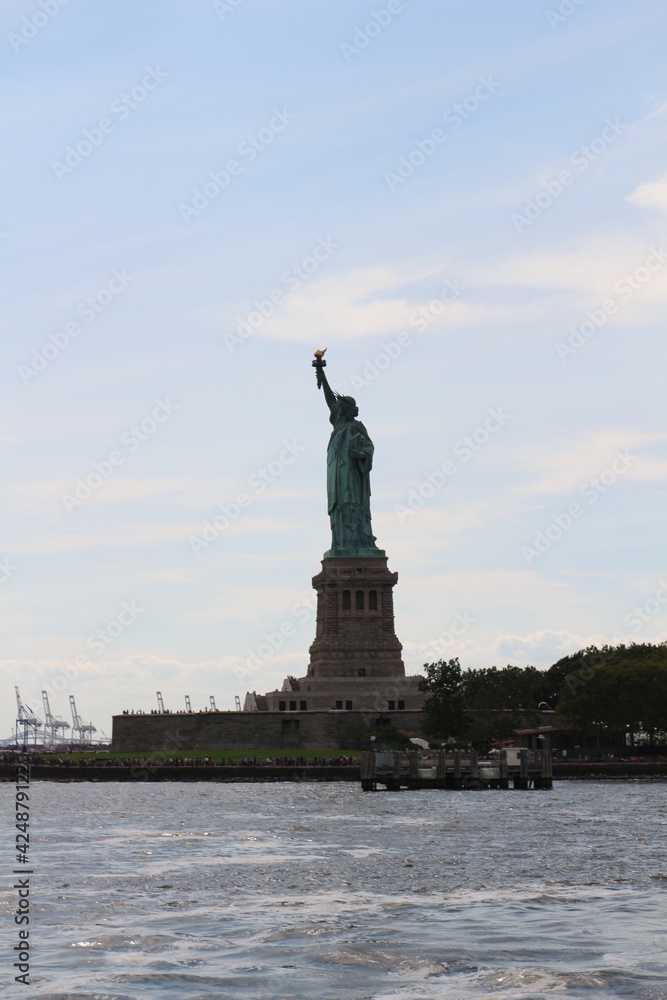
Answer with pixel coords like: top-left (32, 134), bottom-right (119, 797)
top-left (111, 709), bottom-right (425, 752)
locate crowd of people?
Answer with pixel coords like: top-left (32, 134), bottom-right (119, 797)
top-left (236, 755), bottom-right (357, 767)
top-left (0, 749), bottom-right (359, 768)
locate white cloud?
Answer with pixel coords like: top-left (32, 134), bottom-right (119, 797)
top-left (478, 237), bottom-right (667, 304)
top-left (10, 521), bottom-right (192, 555)
top-left (512, 430), bottom-right (667, 499)
top-left (405, 626), bottom-right (626, 674)
top-left (0, 476), bottom-right (197, 516)
top-left (253, 266), bottom-right (551, 344)
top-left (251, 237), bottom-right (667, 351)
top-left (177, 584), bottom-right (313, 624)
top-left (0, 653), bottom-right (297, 727)
top-left (494, 628), bottom-right (600, 664)
top-left (220, 234), bottom-right (667, 351)
top-left (377, 505), bottom-right (492, 566)
top-left (627, 172), bottom-right (667, 213)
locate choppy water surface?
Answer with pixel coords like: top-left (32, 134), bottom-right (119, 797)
top-left (2, 780), bottom-right (666, 998)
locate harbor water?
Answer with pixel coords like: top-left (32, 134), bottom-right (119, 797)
top-left (2, 779), bottom-right (666, 998)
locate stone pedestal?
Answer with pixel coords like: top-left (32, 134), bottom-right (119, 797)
top-left (307, 555), bottom-right (405, 679)
top-left (246, 553), bottom-right (424, 716)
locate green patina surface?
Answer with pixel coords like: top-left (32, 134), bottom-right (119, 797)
top-left (314, 357), bottom-right (385, 559)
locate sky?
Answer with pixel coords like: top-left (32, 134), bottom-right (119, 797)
top-left (1, 0), bottom-right (666, 741)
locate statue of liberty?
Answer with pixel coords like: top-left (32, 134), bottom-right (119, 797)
top-left (312, 350), bottom-right (384, 558)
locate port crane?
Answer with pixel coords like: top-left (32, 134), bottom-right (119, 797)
top-left (69, 695), bottom-right (96, 744)
top-left (41, 691), bottom-right (70, 746)
top-left (14, 687), bottom-right (42, 745)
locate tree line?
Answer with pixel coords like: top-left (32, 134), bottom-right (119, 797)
top-left (419, 642), bottom-right (667, 746)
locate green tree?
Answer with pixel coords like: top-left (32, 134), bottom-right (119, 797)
top-left (463, 665), bottom-right (548, 742)
top-left (556, 644), bottom-right (667, 745)
top-left (544, 644), bottom-right (619, 707)
top-left (420, 661), bottom-right (554, 744)
top-left (419, 658), bottom-right (471, 740)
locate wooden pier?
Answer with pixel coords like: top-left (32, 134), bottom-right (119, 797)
top-left (360, 748), bottom-right (553, 791)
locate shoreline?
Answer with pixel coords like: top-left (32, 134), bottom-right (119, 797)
top-left (1, 761), bottom-right (666, 782)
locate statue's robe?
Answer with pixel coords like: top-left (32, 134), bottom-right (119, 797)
top-left (326, 405), bottom-right (378, 553)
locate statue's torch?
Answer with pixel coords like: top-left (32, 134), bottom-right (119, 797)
top-left (312, 348), bottom-right (327, 389)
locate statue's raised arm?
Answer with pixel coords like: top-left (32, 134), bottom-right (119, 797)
top-left (317, 366), bottom-right (337, 413)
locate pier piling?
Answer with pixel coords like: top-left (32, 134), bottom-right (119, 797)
top-left (360, 750), bottom-right (376, 791)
